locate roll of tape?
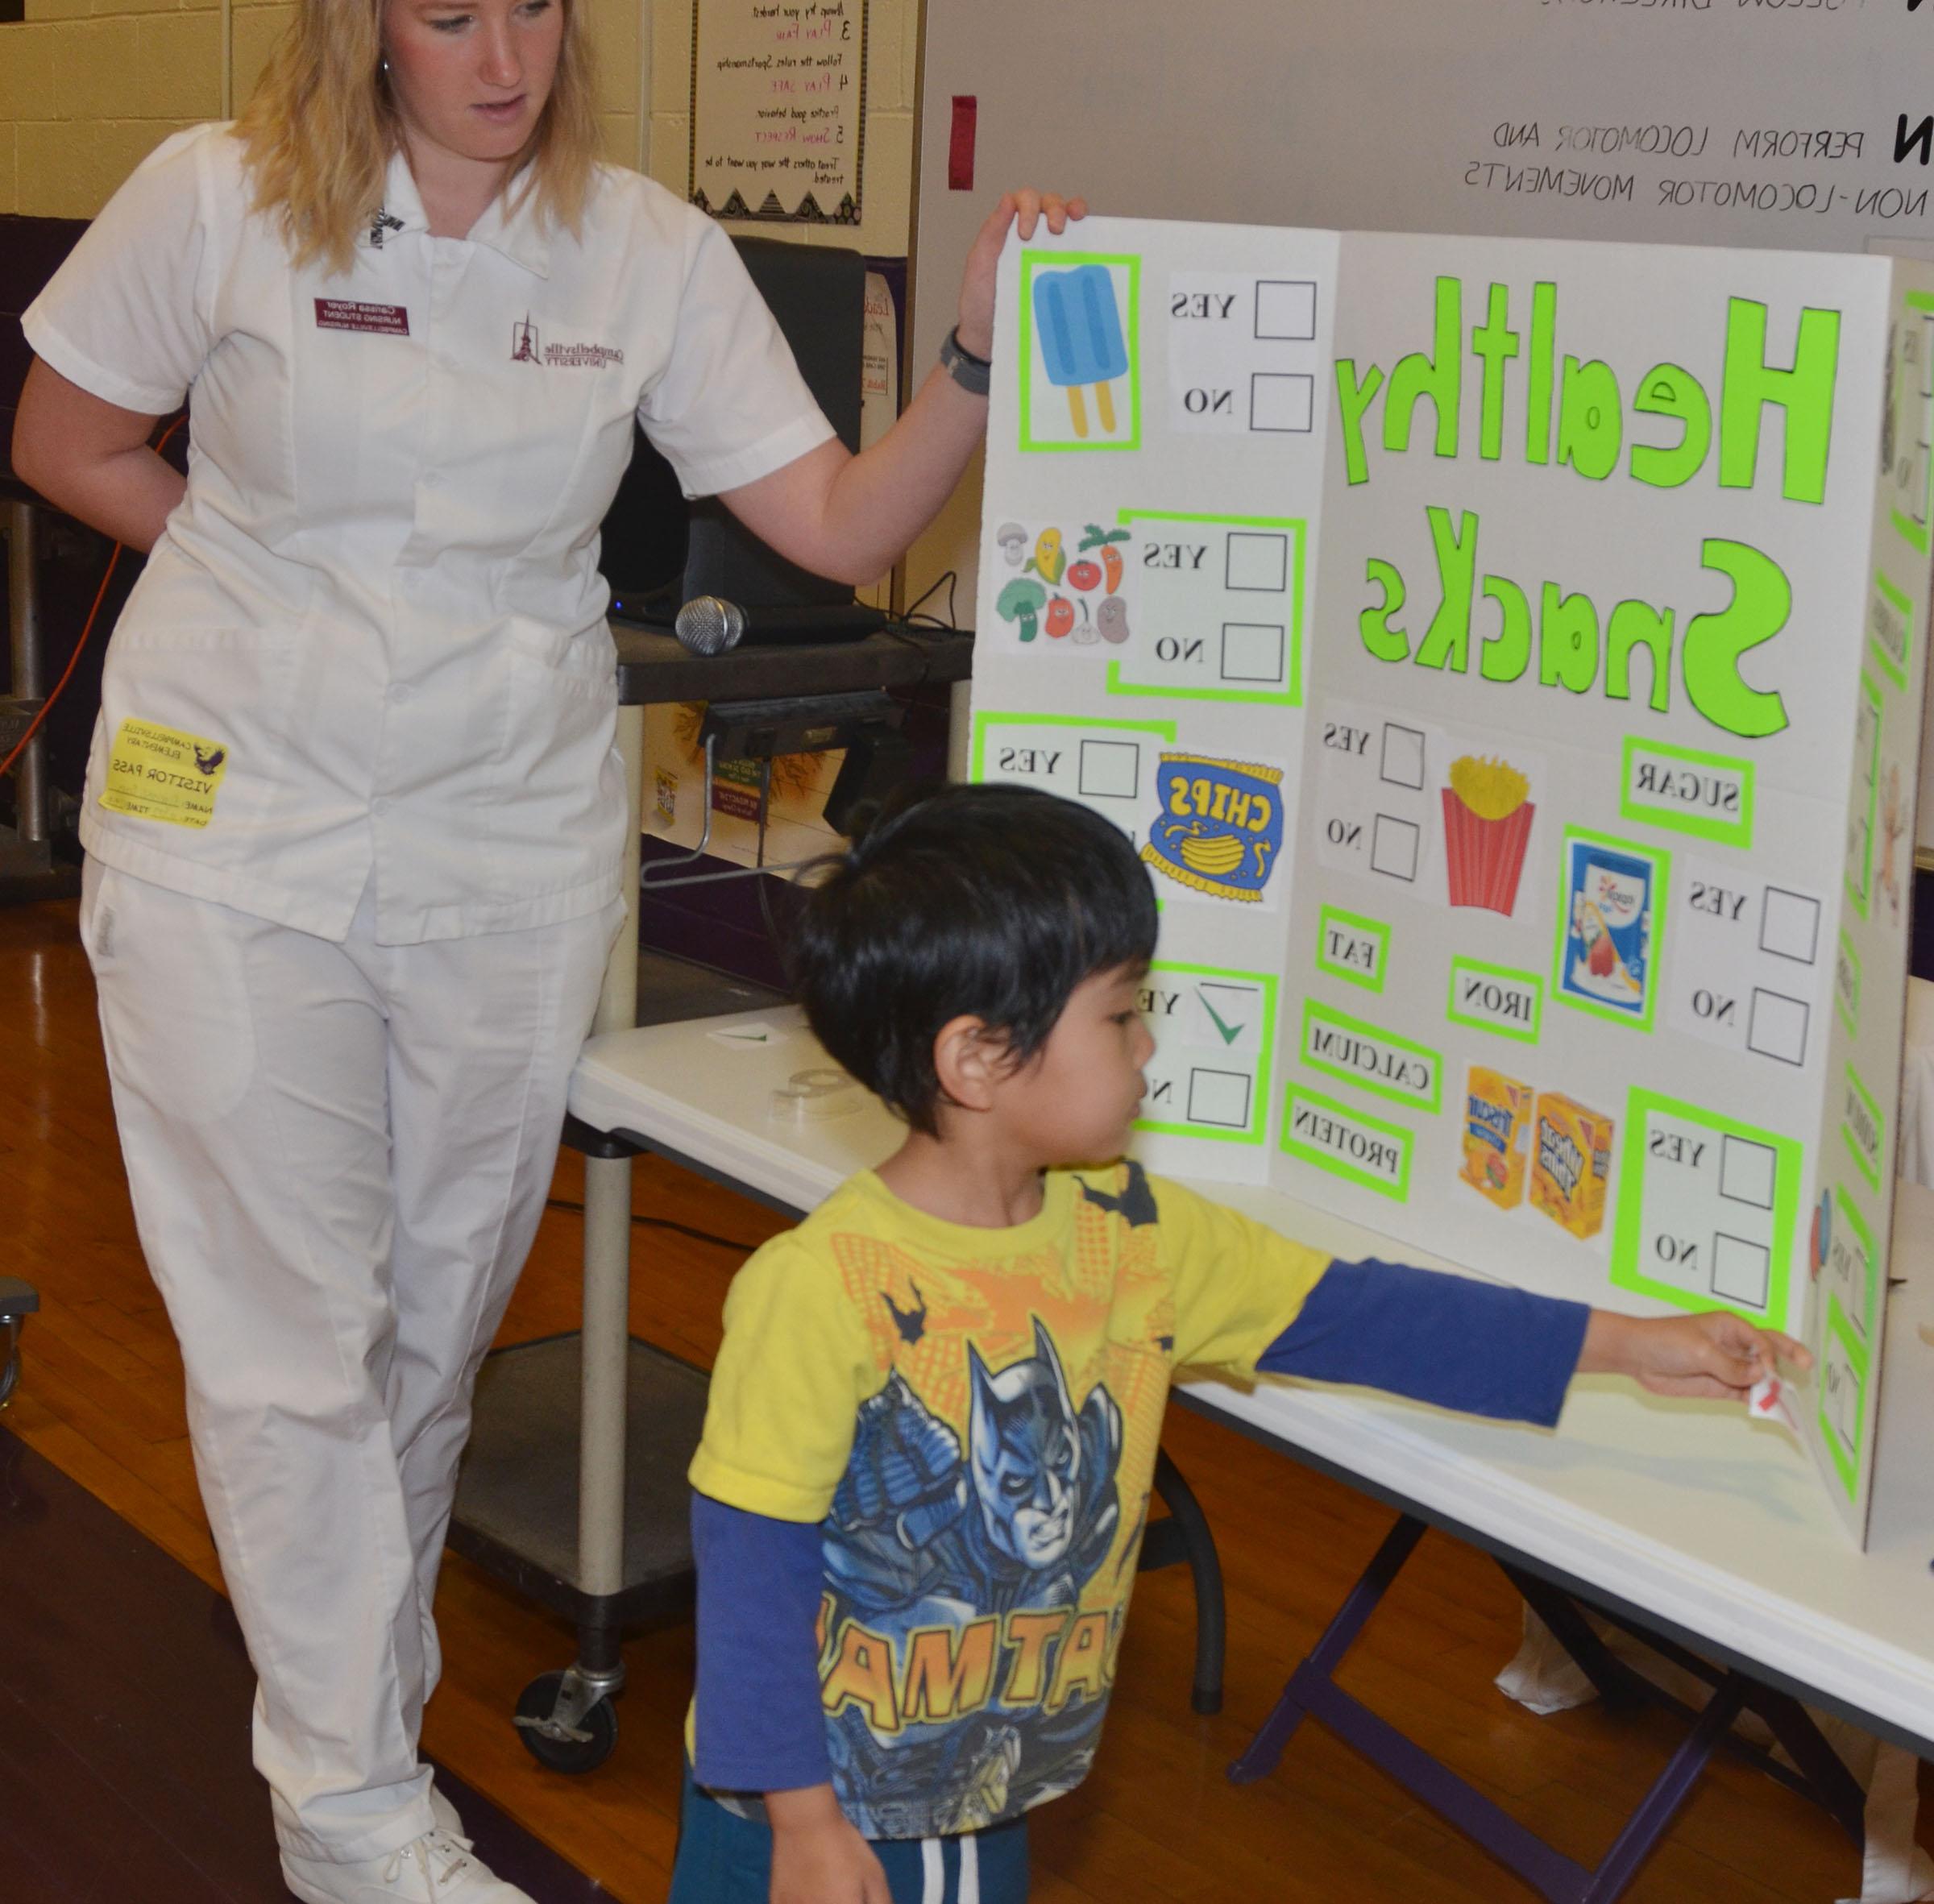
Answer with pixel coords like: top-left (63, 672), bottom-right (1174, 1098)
top-left (770, 1067), bottom-right (861, 1122)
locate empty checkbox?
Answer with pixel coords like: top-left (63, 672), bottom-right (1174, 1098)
top-left (1371, 814), bottom-right (1420, 882)
top-left (1761, 887), bottom-right (1821, 964)
top-left (1712, 1233), bottom-right (1771, 1310)
top-left (1747, 989), bottom-right (1809, 1067)
top-left (1226, 532), bottom-right (1289, 592)
top-left (1380, 724), bottom-right (1426, 790)
top-left (1221, 623), bottom-right (1286, 683)
top-left (1078, 740), bottom-right (1140, 801)
top-left (1720, 1135), bottom-right (1777, 1210)
top-left (1255, 279), bottom-right (1317, 341)
top-left (1250, 372), bottom-right (1315, 433)
top-left (1188, 1067), bottom-right (1253, 1128)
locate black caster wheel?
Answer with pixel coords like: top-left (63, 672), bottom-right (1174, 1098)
top-left (513, 1670), bottom-right (618, 1773)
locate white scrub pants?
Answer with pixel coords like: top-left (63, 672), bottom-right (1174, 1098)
top-left (81, 861), bottom-right (622, 1863)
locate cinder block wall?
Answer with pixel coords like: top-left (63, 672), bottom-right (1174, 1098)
top-left (0, 0), bottom-right (918, 255)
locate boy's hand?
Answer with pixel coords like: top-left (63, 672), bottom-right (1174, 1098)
top-left (1579, 1308), bottom-right (1812, 1400)
top-left (768, 1785), bottom-right (890, 1904)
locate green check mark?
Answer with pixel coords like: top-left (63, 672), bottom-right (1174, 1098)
top-left (1197, 991), bottom-right (1247, 1046)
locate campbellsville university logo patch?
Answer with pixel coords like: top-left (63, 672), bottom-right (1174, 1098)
top-left (511, 314), bottom-right (624, 370)
top-left (315, 299), bottom-right (410, 337)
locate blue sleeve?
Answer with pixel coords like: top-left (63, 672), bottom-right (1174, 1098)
top-left (1255, 1258), bottom-right (1591, 1429)
top-left (691, 1492), bottom-right (832, 1793)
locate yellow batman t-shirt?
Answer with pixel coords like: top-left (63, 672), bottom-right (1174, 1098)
top-left (688, 1159), bottom-right (1331, 1840)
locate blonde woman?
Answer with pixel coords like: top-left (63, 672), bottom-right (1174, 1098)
top-left (12, 0), bottom-right (1080, 1895)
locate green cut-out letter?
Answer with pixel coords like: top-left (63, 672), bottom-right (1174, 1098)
top-left (1480, 575), bottom-right (1532, 682)
top-left (1412, 508), bottom-right (1478, 673)
top-left (1557, 356), bottom-right (1623, 481)
top-left (1630, 363), bottom-right (1712, 489)
top-left (1470, 284), bottom-right (1520, 463)
top-left (1335, 360), bottom-right (1384, 488)
top-left (1682, 539), bottom-right (1791, 739)
top-left (1383, 277), bottom-right (1463, 458)
top-left (1605, 599), bottom-right (1675, 712)
top-left (1360, 558), bottom-right (1410, 662)
top-left (1538, 583), bottom-right (1600, 693)
top-left (1720, 300), bottom-right (1841, 505)
top-left (1525, 282), bottom-right (1557, 467)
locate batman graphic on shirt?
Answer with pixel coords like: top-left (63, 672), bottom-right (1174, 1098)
top-left (818, 1320), bottom-right (1124, 1836)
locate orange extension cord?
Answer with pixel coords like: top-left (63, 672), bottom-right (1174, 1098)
top-left (0, 415), bottom-right (188, 786)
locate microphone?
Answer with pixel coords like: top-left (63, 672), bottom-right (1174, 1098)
top-left (673, 595), bottom-right (745, 655)
top-left (670, 595), bottom-right (889, 653)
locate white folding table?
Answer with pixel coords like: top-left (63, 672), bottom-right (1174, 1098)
top-left (557, 1004), bottom-right (1934, 1896)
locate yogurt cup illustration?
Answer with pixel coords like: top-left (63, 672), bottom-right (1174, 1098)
top-left (1560, 840), bottom-right (1657, 1017)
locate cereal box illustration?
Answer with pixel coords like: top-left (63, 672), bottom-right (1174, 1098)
top-left (1559, 836), bottom-right (1658, 1022)
top-left (1460, 1066), bottom-right (1534, 1209)
top-left (1529, 1093), bottom-right (1615, 1239)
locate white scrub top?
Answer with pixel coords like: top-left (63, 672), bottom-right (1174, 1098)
top-left (25, 123), bottom-right (836, 944)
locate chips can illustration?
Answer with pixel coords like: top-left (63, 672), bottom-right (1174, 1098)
top-left (1460, 1066), bottom-right (1534, 1209)
top-left (1529, 1092), bottom-right (1614, 1239)
top-left (1559, 838), bottom-right (1656, 1018)
top-left (1442, 754), bottom-right (1534, 915)
top-left (1141, 753), bottom-right (1284, 903)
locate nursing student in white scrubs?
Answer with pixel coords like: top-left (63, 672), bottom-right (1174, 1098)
top-left (10, 0), bottom-right (1078, 1892)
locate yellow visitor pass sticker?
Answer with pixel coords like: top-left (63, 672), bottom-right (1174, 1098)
top-left (101, 718), bottom-right (229, 828)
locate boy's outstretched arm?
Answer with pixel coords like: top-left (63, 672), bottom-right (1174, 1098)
top-left (1252, 1257), bottom-right (1806, 1425)
top-left (1576, 1306), bottom-right (1809, 1398)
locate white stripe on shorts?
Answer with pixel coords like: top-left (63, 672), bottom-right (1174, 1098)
top-left (959, 1831), bottom-right (981, 1904)
top-left (921, 1836), bottom-right (944, 1904)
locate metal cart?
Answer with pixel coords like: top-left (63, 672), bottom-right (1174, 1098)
top-left (1, 1276), bottom-right (39, 1412)
top-left (446, 624), bottom-right (1226, 1773)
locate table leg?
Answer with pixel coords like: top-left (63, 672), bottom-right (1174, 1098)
top-left (1227, 1512), bottom-right (1424, 1783)
top-left (4, 502), bottom-right (53, 873)
top-left (1150, 1447), bottom-right (1226, 1715)
top-left (573, 704), bottom-right (645, 1675)
top-left (1234, 1516), bottom-right (1873, 1902)
top-left (1584, 1673), bottom-right (1745, 1902)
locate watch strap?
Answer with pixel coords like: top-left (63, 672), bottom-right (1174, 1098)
top-left (940, 326), bottom-right (993, 396)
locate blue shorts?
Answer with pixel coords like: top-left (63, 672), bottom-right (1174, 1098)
top-left (667, 1771), bottom-right (1030, 1904)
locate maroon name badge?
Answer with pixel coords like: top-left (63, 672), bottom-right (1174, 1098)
top-left (314, 299), bottom-right (410, 337)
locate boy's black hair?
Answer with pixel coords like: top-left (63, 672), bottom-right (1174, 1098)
top-left (791, 782), bottom-right (1160, 1135)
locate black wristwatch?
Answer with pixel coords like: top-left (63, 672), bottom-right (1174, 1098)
top-left (939, 326), bottom-right (992, 396)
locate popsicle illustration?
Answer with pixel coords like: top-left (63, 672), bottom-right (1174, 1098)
top-left (1032, 265), bottom-right (1127, 438)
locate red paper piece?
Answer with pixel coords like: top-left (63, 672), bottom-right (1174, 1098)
top-left (948, 96), bottom-right (977, 192)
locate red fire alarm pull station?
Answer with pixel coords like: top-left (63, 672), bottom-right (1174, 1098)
top-left (948, 97), bottom-right (977, 192)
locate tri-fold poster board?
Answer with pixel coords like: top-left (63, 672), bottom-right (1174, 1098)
top-left (968, 217), bottom-right (1934, 1545)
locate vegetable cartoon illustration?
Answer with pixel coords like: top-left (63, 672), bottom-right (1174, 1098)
top-left (997, 577), bottom-right (1048, 642)
top-left (1096, 596), bottom-right (1131, 644)
top-left (1028, 528), bottom-right (1066, 585)
top-left (1045, 595), bottom-right (1076, 639)
top-left (1077, 524), bottom-right (1131, 595)
top-left (1066, 558), bottom-right (1102, 592)
top-left (996, 523), bottom-right (1027, 567)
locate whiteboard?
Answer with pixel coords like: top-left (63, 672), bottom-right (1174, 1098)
top-left (906, 0), bottom-right (1934, 840)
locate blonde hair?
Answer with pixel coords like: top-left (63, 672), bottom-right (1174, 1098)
top-left (232, 0), bottom-right (600, 275)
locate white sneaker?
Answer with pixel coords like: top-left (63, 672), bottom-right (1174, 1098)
top-left (427, 1784), bottom-right (467, 1840)
top-left (281, 1829), bottom-right (537, 1902)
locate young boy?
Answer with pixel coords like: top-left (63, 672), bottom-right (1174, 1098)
top-left (670, 784), bottom-right (1803, 1904)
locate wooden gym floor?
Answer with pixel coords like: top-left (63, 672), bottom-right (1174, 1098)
top-left (5, 891), bottom-right (1927, 1902)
